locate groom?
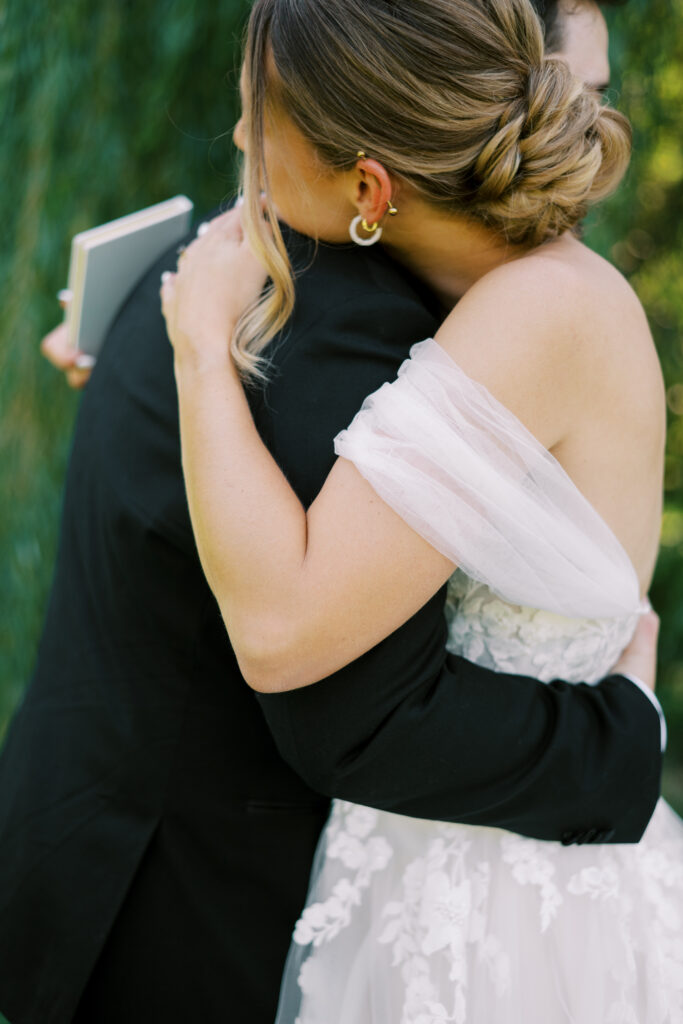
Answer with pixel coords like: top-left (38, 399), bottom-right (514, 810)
top-left (0, 2), bottom-right (660, 1024)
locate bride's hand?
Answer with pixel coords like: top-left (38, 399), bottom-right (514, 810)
top-left (611, 607), bottom-right (660, 693)
top-left (160, 206), bottom-right (268, 370)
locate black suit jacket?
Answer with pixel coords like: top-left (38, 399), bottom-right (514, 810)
top-left (0, 217), bottom-right (662, 1024)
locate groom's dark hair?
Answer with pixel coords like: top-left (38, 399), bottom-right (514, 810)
top-left (533, 0), bottom-right (629, 52)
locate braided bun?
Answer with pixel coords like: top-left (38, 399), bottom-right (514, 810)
top-left (472, 58), bottom-right (631, 246)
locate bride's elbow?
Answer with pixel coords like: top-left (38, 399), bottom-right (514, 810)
top-left (237, 652), bottom-right (295, 693)
top-left (229, 615), bottom-right (311, 693)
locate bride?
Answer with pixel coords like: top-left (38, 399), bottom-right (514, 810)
top-left (160, 0), bottom-right (681, 1020)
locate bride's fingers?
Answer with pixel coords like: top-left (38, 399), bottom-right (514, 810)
top-left (191, 195), bottom-right (269, 251)
top-left (206, 206), bottom-right (247, 241)
top-left (175, 197), bottom-right (257, 255)
top-left (160, 271), bottom-right (175, 320)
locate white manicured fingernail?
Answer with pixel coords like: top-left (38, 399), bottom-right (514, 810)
top-left (161, 271), bottom-right (172, 284)
top-left (235, 195), bottom-right (245, 208)
top-left (57, 288), bottom-right (73, 305)
top-left (197, 222), bottom-right (210, 237)
top-left (74, 353), bottom-right (96, 370)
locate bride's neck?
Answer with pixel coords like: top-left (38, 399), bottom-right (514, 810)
top-left (381, 201), bottom-right (526, 308)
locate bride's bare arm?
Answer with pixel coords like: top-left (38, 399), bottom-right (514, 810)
top-left (165, 223), bottom-right (578, 692)
top-left (174, 354), bottom-right (455, 690)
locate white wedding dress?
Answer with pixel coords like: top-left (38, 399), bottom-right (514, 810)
top-left (274, 340), bottom-right (683, 1024)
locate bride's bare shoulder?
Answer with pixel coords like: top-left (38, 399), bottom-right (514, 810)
top-left (442, 234), bottom-right (648, 359)
top-left (435, 235), bottom-right (662, 448)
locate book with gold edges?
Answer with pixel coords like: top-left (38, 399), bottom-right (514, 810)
top-left (64, 194), bottom-right (194, 358)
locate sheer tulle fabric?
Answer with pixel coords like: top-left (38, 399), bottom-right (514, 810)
top-left (273, 341), bottom-right (682, 1024)
top-left (335, 339), bottom-right (641, 619)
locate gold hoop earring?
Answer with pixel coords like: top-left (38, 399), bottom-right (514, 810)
top-left (361, 218), bottom-right (380, 234)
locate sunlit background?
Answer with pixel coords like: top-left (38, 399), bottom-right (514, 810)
top-left (1, 0), bottom-right (682, 876)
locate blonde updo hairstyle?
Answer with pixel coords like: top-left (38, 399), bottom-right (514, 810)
top-left (234, 0), bottom-right (631, 380)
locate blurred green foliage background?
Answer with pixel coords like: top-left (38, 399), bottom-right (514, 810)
top-left (1, 0), bottom-right (682, 873)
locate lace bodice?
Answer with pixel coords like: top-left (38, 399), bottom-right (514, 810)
top-left (445, 571), bottom-right (640, 685)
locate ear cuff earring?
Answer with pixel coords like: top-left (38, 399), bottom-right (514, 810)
top-left (350, 151), bottom-right (399, 247)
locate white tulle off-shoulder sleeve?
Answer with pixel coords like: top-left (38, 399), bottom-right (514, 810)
top-left (334, 339), bottom-right (642, 619)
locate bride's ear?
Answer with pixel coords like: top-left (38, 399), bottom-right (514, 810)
top-left (353, 155), bottom-right (396, 226)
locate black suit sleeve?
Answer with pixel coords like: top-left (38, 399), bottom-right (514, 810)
top-left (254, 288), bottom-right (663, 846)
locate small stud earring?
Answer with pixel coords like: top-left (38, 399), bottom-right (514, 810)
top-left (386, 200), bottom-right (399, 216)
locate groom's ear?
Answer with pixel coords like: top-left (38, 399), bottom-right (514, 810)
top-left (352, 155), bottom-right (396, 226)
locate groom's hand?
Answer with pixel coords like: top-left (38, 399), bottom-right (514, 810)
top-left (612, 608), bottom-right (660, 693)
